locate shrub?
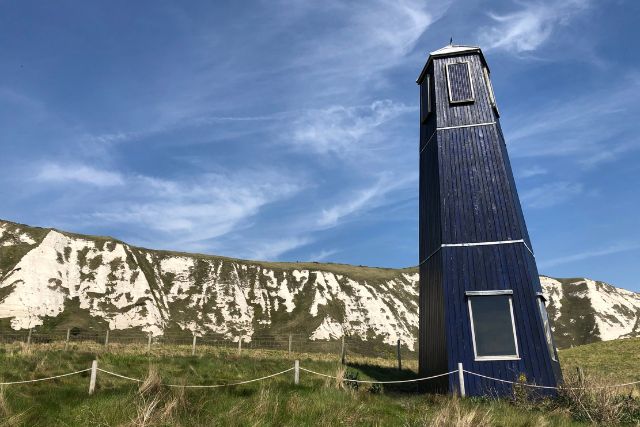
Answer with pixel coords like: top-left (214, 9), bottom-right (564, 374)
top-left (554, 369), bottom-right (640, 424)
top-left (343, 369), bottom-right (360, 390)
top-left (368, 383), bottom-right (382, 394)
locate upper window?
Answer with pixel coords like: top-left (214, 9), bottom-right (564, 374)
top-left (420, 74), bottom-right (431, 123)
top-left (446, 62), bottom-right (474, 104)
top-left (483, 67), bottom-right (499, 115)
top-left (538, 296), bottom-right (558, 362)
top-left (467, 291), bottom-right (519, 360)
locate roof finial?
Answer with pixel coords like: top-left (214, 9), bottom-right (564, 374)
top-left (449, 37), bottom-right (453, 46)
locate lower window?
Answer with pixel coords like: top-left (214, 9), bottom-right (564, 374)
top-left (538, 297), bottom-right (558, 361)
top-left (467, 292), bottom-right (519, 360)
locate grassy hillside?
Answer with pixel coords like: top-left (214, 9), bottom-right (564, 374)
top-left (559, 337), bottom-right (640, 382)
top-left (1, 339), bottom-right (640, 426)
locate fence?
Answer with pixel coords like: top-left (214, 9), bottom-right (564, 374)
top-left (2, 359), bottom-right (639, 398)
top-left (0, 328), bottom-right (416, 368)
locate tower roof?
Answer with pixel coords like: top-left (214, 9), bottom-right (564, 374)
top-left (430, 44), bottom-right (481, 56)
top-left (416, 44), bottom-right (487, 84)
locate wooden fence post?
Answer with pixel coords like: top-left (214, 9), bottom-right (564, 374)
top-left (27, 328), bottom-right (32, 347)
top-left (288, 334), bottom-right (292, 355)
top-left (238, 337), bottom-right (242, 355)
top-left (65, 328), bottom-right (70, 350)
top-left (104, 330), bottom-right (109, 347)
top-left (89, 360), bottom-right (98, 395)
top-left (192, 334), bottom-right (197, 356)
top-left (340, 336), bottom-right (346, 365)
top-left (577, 366), bottom-right (584, 385)
top-left (294, 360), bottom-right (300, 385)
top-left (396, 339), bottom-right (402, 371)
top-left (458, 362), bottom-right (466, 397)
top-left (147, 332), bottom-right (152, 353)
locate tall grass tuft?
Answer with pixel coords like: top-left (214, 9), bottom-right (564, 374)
top-left (138, 366), bottom-right (162, 396)
top-left (0, 386), bottom-right (9, 419)
top-left (334, 365), bottom-right (345, 389)
top-left (556, 370), bottom-right (640, 424)
top-left (253, 385), bottom-right (279, 421)
top-left (18, 342), bottom-right (31, 356)
top-left (0, 386), bottom-right (26, 427)
top-left (429, 397), bottom-right (493, 427)
top-left (127, 365), bottom-right (186, 426)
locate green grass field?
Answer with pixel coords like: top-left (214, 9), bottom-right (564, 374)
top-left (1, 339), bottom-right (639, 426)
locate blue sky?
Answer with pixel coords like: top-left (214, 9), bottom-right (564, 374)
top-left (1, 1), bottom-right (639, 291)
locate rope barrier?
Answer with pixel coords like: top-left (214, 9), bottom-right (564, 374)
top-left (462, 370), bottom-right (558, 390)
top-left (2, 365), bottom-right (639, 391)
top-left (97, 367), bottom-right (294, 388)
top-left (0, 368), bottom-right (91, 385)
top-left (463, 370), bottom-right (640, 390)
top-left (95, 369), bottom-right (142, 383)
top-left (299, 367), bottom-right (458, 384)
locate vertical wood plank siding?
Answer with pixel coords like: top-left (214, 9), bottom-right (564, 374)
top-left (418, 48), bottom-right (562, 396)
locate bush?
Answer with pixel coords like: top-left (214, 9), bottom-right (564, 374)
top-left (343, 369), bottom-right (360, 390)
top-left (368, 383), bottom-right (382, 394)
top-left (554, 370), bottom-right (640, 424)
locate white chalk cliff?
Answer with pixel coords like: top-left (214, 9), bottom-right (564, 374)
top-left (1, 220), bottom-right (638, 349)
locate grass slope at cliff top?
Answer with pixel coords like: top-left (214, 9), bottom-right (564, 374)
top-left (0, 338), bottom-right (639, 426)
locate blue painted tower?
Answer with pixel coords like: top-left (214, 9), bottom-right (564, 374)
top-left (417, 45), bottom-right (562, 396)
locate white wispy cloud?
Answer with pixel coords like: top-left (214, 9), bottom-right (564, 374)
top-left (19, 0), bottom-right (430, 261)
top-left (93, 171), bottom-right (303, 246)
top-left (517, 165), bottom-right (548, 179)
top-left (520, 181), bottom-right (583, 208)
top-left (478, 0), bottom-right (591, 53)
top-left (307, 249), bottom-right (339, 262)
top-left (83, 111), bottom-right (299, 150)
top-left (291, 100), bottom-right (415, 157)
top-left (506, 73), bottom-right (640, 166)
top-left (246, 236), bottom-right (313, 261)
top-left (318, 186), bottom-right (381, 228)
top-left (36, 163), bottom-right (125, 187)
top-left (227, 171), bottom-right (416, 261)
top-left (539, 242), bottom-right (640, 268)
top-left (316, 173), bottom-right (413, 228)
top-left (283, 0), bottom-right (448, 93)
top-left (33, 162), bottom-right (305, 252)
top-left (78, 0), bottom-right (444, 155)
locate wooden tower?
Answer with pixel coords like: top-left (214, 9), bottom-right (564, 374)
top-left (417, 44), bottom-right (562, 396)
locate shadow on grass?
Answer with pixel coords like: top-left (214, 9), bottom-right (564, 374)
top-left (346, 363), bottom-right (426, 394)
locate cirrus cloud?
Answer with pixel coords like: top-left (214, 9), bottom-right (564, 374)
top-left (478, 0), bottom-right (591, 53)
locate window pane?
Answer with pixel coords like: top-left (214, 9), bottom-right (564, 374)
top-left (470, 295), bottom-right (518, 358)
top-left (420, 76), bottom-right (430, 122)
top-left (447, 62), bottom-right (474, 103)
top-left (538, 298), bottom-right (557, 361)
top-left (483, 67), bottom-right (497, 108)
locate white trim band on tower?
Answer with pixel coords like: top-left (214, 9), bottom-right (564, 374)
top-left (420, 122), bottom-right (497, 153)
top-left (437, 121), bottom-right (495, 131)
top-left (419, 239), bottom-right (534, 265)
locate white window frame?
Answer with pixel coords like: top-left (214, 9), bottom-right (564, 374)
top-left (446, 61), bottom-right (475, 104)
top-left (467, 290), bottom-right (520, 361)
top-left (483, 66), bottom-right (499, 116)
top-left (537, 296), bottom-right (558, 362)
top-left (420, 74), bottom-right (431, 123)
